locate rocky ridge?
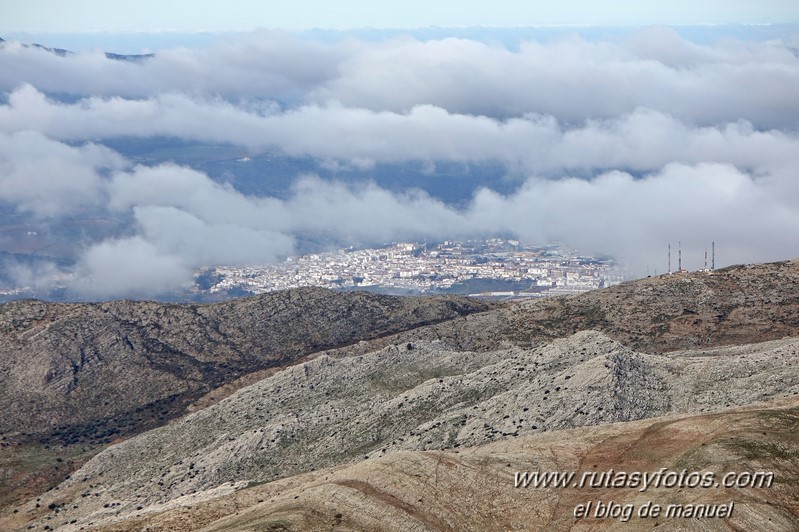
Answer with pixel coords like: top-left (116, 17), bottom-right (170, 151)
top-left (0, 288), bottom-right (492, 441)
top-left (338, 260), bottom-right (799, 358)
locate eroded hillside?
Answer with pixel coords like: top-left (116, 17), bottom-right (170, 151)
top-left (80, 397), bottom-right (799, 532)
top-left (8, 332), bottom-right (799, 531)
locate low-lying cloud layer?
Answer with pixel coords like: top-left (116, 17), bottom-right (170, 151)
top-left (3, 86), bottom-right (798, 176)
top-left (1, 27), bottom-right (798, 298)
top-left (2, 28), bottom-right (798, 126)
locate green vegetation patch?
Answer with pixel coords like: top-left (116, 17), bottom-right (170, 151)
top-left (722, 437), bottom-right (792, 461)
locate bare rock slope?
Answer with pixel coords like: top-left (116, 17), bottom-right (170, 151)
top-left (77, 397), bottom-right (799, 532)
top-left (13, 331), bottom-right (799, 530)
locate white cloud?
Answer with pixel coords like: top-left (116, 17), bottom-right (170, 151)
top-left (1, 27), bottom-right (798, 298)
top-left (0, 30), bottom-right (348, 99)
top-left (70, 236), bottom-right (189, 299)
top-left (66, 164), bottom-right (295, 298)
top-left (2, 87), bottom-right (799, 181)
top-left (464, 163), bottom-right (799, 271)
top-left (2, 28), bottom-right (798, 126)
top-left (0, 130), bottom-right (125, 217)
top-left (0, 140), bottom-right (792, 298)
top-left (308, 29), bottom-right (799, 127)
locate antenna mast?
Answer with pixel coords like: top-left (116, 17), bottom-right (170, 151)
top-left (678, 241), bottom-right (682, 272)
top-left (712, 241), bottom-right (715, 270)
top-left (668, 243), bottom-right (671, 274)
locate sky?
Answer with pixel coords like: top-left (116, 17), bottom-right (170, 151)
top-left (1, 6), bottom-right (799, 299)
top-left (2, 0), bottom-right (798, 33)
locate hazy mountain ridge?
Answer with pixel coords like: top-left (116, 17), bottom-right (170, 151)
top-left (0, 36), bottom-right (153, 61)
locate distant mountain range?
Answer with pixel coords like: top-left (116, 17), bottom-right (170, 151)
top-left (0, 36), bottom-right (154, 62)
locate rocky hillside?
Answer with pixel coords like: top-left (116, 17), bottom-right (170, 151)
top-left (0, 288), bottom-right (492, 442)
top-left (502, 260), bottom-right (799, 353)
top-left (4, 259), bottom-right (797, 445)
top-left (341, 259), bottom-right (799, 357)
top-left (10, 331), bottom-right (799, 530)
top-left (67, 396), bottom-right (799, 531)
top-left (3, 259), bottom-right (799, 529)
